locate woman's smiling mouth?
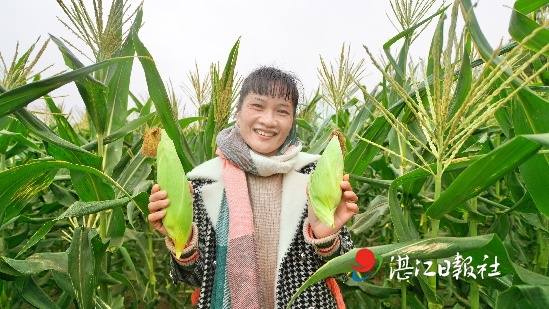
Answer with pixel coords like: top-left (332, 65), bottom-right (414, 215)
top-left (254, 129), bottom-right (276, 137)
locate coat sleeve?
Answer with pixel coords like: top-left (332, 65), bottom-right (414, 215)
top-left (338, 225), bottom-right (354, 256)
top-left (303, 217), bottom-right (355, 262)
top-left (169, 251), bottom-right (204, 287)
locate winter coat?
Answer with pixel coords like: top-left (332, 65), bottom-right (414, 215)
top-left (169, 152), bottom-right (354, 308)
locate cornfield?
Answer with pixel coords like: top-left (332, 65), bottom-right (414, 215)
top-left (1, 0), bottom-right (548, 308)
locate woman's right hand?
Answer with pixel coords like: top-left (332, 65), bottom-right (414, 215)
top-left (147, 183), bottom-right (193, 237)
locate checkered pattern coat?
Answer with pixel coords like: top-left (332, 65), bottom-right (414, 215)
top-left (169, 152), bottom-right (354, 308)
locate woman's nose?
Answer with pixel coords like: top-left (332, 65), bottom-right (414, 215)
top-left (259, 112), bottom-right (276, 127)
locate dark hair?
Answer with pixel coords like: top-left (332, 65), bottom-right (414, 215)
top-left (236, 66), bottom-right (300, 113)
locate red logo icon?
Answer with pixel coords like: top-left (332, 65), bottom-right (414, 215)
top-left (351, 248), bottom-right (380, 282)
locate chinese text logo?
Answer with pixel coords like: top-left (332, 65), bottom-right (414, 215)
top-left (389, 252), bottom-right (501, 280)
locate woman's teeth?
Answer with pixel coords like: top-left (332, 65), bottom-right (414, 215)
top-left (255, 129), bottom-right (275, 137)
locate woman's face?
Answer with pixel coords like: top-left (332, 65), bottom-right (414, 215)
top-left (236, 92), bottom-right (294, 157)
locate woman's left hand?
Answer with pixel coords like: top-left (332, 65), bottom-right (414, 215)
top-left (307, 174), bottom-right (359, 239)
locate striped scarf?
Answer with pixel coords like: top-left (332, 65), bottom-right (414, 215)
top-left (212, 124), bottom-right (301, 308)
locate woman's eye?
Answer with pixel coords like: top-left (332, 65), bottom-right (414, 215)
top-left (278, 110), bottom-right (290, 115)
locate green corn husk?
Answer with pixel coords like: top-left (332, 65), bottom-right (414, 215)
top-left (148, 128), bottom-right (193, 258)
top-left (308, 132), bottom-right (344, 228)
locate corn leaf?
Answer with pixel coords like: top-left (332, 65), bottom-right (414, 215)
top-left (82, 113), bottom-right (155, 151)
top-left (115, 153), bottom-right (152, 197)
top-left (49, 35), bottom-right (110, 134)
top-left (46, 143), bottom-right (101, 169)
top-left (110, 272), bottom-right (138, 309)
top-left (514, 0), bottom-right (549, 15)
top-left (427, 134), bottom-right (549, 219)
top-left (68, 228), bottom-right (102, 309)
top-left (0, 167), bottom-right (57, 223)
top-left (462, 0), bottom-right (549, 217)
top-left (0, 57), bottom-right (126, 117)
top-left (44, 96), bottom-right (86, 146)
top-left (46, 143), bottom-right (114, 202)
top-left (296, 119), bottom-right (314, 132)
top-left (344, 281), bottom-right (400, 298)
top-left (16, 220), bottom-right (56, 258)
top-left (204, 38), bottom-right (240, 160)
top-left (178, 116), bottom-right (206, 130)
top-left (1, 253), bottom-right (67, 275)
top-left (345, 105), bottom-right (371, 142)
top-left (286, 234), bottom-right (510, 309)
top-left (64, 170), bottom-right (113, 202)
top-left (132, 29), bottom-right (195, 170)
top-left (118, 246), bottom-right (138, 281)
top-left (427, 11), bottom-right (445, 77)
top-left (112, 138), bottom-right (143, 181)
top-left (383, 5), bottom-right (449, 80)
top-left (390, 157), bottom-right (479, 241)
top-left (0, 161), bottom-right (144, 221)
top-left (0, 259), bottom-right (22, 279)
top-left (107, 207), bottom-right (126, 249)
top-left (511, 98), bottom-right (549, 217)
top-left (0, 117), bottom-right (14, 153)
top-left (103, 8), bottom-right (141, 174)
top-left (79, 192), bottom-right (144, 220)
top-left (0, 130), bottom-right (42, 153)
top-left (15, 277), bottom-right (60, 309)
top-left (12, 108), bottom-right (87, 153)
top-left (345, 100), bottom-right (405, 177)
top-left (350, 196), bottom-right (389, 234)
top-left (308, 120), bottom-right (333, 154)
top-left (496, 286), bottom-right (549, 309)
top-left (508, 2), bottom-right (549, 56)
top-left (51, 272), bottom-right (73, 302)
top-left (56, 194), bottom-right (142, 220)
top-left (448, 33), bottom-right (472, 119)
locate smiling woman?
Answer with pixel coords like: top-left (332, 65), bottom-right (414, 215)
top-left (3, 0), bottom-right (549, 308)
top-left (236, 93), bottom-right (294, 156)
top-left (235, 67), bottom-right (298, 156)
top-left (147, 66), bottom-right (359, 308)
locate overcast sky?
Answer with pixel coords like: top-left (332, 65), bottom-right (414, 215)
top-left (2, 0), bottom-right (514, 120)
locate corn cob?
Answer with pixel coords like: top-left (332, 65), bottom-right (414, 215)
top-left (308, 132), bottom-right (345, 227)
top-left (143, 128), bottom-right (193, 258)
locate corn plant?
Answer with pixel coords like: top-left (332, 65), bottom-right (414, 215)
top-left (0, 0), bottom-right (190, 307)
top-left (288, 0), bottom-right (549, 308)
top-left (193, 39), bottom-right (241, 163)
top-left (1, 0), bottom-right (549, 308)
